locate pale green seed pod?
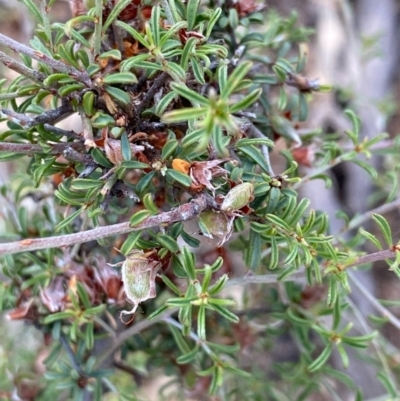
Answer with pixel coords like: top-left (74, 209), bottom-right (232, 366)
top-left (220, 182), bottom-right (254, 212)
top-left (120, 250), bottom-right (160, 319)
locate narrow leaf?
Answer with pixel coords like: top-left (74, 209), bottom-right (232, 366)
top-left (70, 179), bottom-right (103, 190)
top-left (344, 109), bottom-right (360, 138)
top-left (129, 209), bottom-right (151, 227)
top-left (105, 86), bottom-right (131, 105)
top-left (55, 207), bottom-right (83, 231)
top-left (155, 91), bottom-right (177, 116)
top-left (269, 236), bottom-right (279, 269)
top-left (191, 57), bottom-right (205, 84)
top-left (98, 49), bottom-right (122, 60)
top-left (266, 213), bottom-right (291, 232)
top-left (103, 0), bottom-right (133, 32)
top-left (308, 343), bottom-right (333, 372)
top-left (180, 37), bottom-right (197, 71)
top-left (197, 305), bottom-right (206, 340)
top-left (248, 229), bottom-right (261, 270)
top-left (229, 88), bottom-right (262, 114)
top-left (359, 228), bottom-right (382, 250)
top-left (211, 303), bottom-right (239, 323)
top-left (169, 82), bottom-right (209, 106)
top-left (150, 6), bottom-right (161, 47)
top-left (177, 345), bottom-right (200, 364)
top-left (136, 171), bottom-right (155, 193)
top-left (239, 145), bottom-right (270, 173)
top-left (103, 72), bottom-right (137, 84)
top-left (164, 62), bottom-right (187, 82)
top-left (157, 233), bottom-right (179, 253)
top-left (236, 137), bottom-right (274, 148)
top-left (115, 21), bottom-right (150, 48)
top-left (181, 247), bottom-right (196, 280)
top-left (162, 107), bottom-right (207, 123)
top-left (120, 161), bottom-right (149, 169)
top-left (120, 231), bottom-right (142, 255)
top-left (20, 0), bottom-right (43, 23)
top-left (142, 193), bottom-right (159, 214)
top-left (222, 61), bottom-right (252, 99)
top-left (121, 132), bottom-right (131, 161)
top-left (161, 139), bottom-right (178, 160)
top-left (206, 8), bottom-right (222, 39)
top-left (186, 0), bottom-right (200, 30)
top-left (166, 169), bottom-right (192, 187)
top-left (372, 214), bottom-right (392, 247)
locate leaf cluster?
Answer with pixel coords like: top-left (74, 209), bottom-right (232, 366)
top-left (0, 0), bottom-right (400, 400)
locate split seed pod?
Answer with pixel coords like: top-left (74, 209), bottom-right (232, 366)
top-left (121, 250), bottom-right (160, 321)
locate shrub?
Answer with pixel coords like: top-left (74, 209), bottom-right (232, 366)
top-left (0, 0), bottom-right (399, 400)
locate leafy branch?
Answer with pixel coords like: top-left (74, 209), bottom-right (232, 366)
top-left (0, 194), bottom-right (211, 255)
top-left (0, 33), bottom-right (92, 86)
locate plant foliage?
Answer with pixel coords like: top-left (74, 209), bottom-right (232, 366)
top-left (0, 0), bottom-right (399, 400)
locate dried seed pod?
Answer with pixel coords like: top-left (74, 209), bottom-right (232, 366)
top-left (120, 250), bottom-right (160, 320)
top-left (220, 182), bottom-right (254, 213)
top-left (190, 158), bottom-right (231, 194)
top-left (198, 210), bottom-right (234, 246)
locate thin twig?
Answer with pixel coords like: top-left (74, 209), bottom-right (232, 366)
top-left (292, 157), bottom-right (344, 190)
top-left (62, 145), bottom-right (97, 178)
top-left (113, 360), bottom-right (142, 382)
top-left (0, 141), bottom-right (85, 155)
top-left (226, 270), bottom-right (305, 287)
top-left (348, 272), bottom-right (400, 331)
top-left (347, 297), bottom-right (400, 388)
top-left (0, 50), bottom-right (45, 82)
top-left (1, 102), bottom-right (73, 128)
top-left (97, 308), bottom-right (176, 367)
top-left (62, 146), bottom-right (92, 163)
top-left (0, 194), bottom-right (211, 255)
top-left (337, 197), bottom-right (400, 236)
top-left (139, 121), bottom-right (187, 131)
top-left (60, 333), bottom-right (86, 376)
top-left (340, 138), bottom-right (395, 152)
top-left (293, 140), bottom-right (396, 190)
top-left (347, 249), bottom-right (397, 268)
top-left (138, 72), bottom-right (169, 113)
top-left (0, 33), bottom-right (92, 86)
top-left (44, 123), bottom-right (82, 141)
